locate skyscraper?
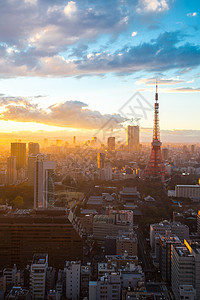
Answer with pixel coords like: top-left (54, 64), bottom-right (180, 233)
top-left (107, 137), bottom-right (115, 151)
top-left (127, 125), bottom-right (139, 152)
top-left (56, 139), bottom-right (62, 147)
top-left (65, 261), bottom-right (81, 300)
top-left (7, 156), bottom-right (17, 185)
top-left (28, 155), bottom-right (37, 186)
top-left (97, 153), bottom-right (105, 169)
top-left (11, 143), bottom-right (26, 170)
top-left (34, 154), bottom-right (55, 209)
top-left (30, 254), bottom-right (48, 300)
top-left (73, 136), bottom-right (76, 145)
top-left (28, 142), bottom-right (40, 155)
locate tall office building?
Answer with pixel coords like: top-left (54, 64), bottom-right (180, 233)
top-left (159, 234), bottom-right (181, 283)
top-left (28, 155), bottom-right (37, 186)
top-left (30, 254), bottom-right (48, 300)
top-left (127, 125), bottom-right (139, 152)
top-left (73, 136), bottom-right (76, 145)
top-left (150, 221), bottom-right (189, 252)
top-left (97, 153), bottom-right (105, 169)
top-left (65, 261), bottom-right (81, 300)
top-left (56, 139), bottom-right (62, 147)
top-left (28, 142), bottom-right (40, 155)
top-left (7, 156), bottom-right (17, 185)
top-left (171, 240), bottom-right (200, 299)
top-left (34, 154), bottom-right (55, 209)
top-left (107, 137), bottom-right (115, 151)
top-left (11, 143), bottom-right (26, 170)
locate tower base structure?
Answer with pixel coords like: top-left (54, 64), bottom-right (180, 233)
top-left (142, 141), bottom-right (170, 183)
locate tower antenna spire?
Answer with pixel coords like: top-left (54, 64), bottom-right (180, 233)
top-left (155, 79), bottom-right (158, 102)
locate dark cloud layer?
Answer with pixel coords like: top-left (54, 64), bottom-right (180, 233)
top-left (0, 29), bottom-right (200, 78)
top-left (2, 0), bottom-right (194, 78)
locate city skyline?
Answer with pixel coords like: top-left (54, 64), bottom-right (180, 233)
top-left (0, 0), bottom-right (199, 142)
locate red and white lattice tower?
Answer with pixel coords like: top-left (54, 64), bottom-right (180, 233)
top-left (142, 83), bottom-right (170, 183)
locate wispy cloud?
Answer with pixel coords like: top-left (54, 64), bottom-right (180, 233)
top-left (136, 77), bottom-right (184, 85)
top-left (187, 12), bottom-right (198, 17)
top-left (131, 31), bottom-right (138, 37)
top-left (168, 87), bottom-right (200, 92)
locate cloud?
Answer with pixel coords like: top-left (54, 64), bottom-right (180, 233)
top-left (0, 0), bottom-right (129, 51)
top-left (1, 30), bottom-right (200, 78)
top-left (131, 31), bottom-right (138, 37)
top-left (64, 1), bottom-right (77, 17)
top-left (138, 86), bottom-right (200, 93)
top-left (168, 87), bottom-right (200, 92)
top-left (187, 12), bottom-right (198, 17)
top-left (137, 0), bottom-right (169, 13)
top-left (136, 77), bottom-right (184, 85)
top-left (0, 96), bottom-right (125, 129)
top-left (24, 0), bottom-right (37, 5)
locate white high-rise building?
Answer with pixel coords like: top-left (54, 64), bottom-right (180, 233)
top-left (127, 125), bottom-right (139, 152)
top-left (7, 156), bottom-right (17, 185)
top-left (28, 142), bottom-right (40, 155)
top-left (65, 261), bottom-right (81, 300)
top-left (150, 220), bottom-right (189, 251)
top-left (34, 154), bottom-right (55, 209)
top-left (28, 155), bottom-right (37, 186)
top-left (30, 254), bottom-right (48, 300)
top-left (171, 240), bottom-right (200, 300)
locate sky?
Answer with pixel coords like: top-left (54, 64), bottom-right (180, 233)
top-left (0, 0), bottom-right (200, 142)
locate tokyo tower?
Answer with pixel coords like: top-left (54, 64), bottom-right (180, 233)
top-left (142, 83), bottom-right (170, 183)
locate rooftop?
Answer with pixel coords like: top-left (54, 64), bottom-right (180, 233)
top-left (33, 253), bottom-right (48, 264)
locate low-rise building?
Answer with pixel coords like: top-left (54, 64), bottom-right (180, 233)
top-left (175, 185), bottom-right (200, 198)
top-left (116, 232), bottom-right (137, 257)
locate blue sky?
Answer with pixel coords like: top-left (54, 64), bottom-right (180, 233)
top-left (0, 0), bottom-right (199, 141)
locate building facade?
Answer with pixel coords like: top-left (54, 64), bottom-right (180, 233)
top-left (127, 125), bottom-right (139, 152)
top-left (28, 142), bottom-right (40, 155)
top-left (175, 185), bottom-right (200, 198)
top-left (34, 154), bottom-right (55, 209)
top-left (30, 254), bottom-right (48, 300)
top-left (0, 209), bottom-right (83, 270)
top-left (11, 143), bottom-right (26, 170)
top-left (65, 261), bottom-right (81, 300)
top-left (7, 156), bottom-right (17, 185)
